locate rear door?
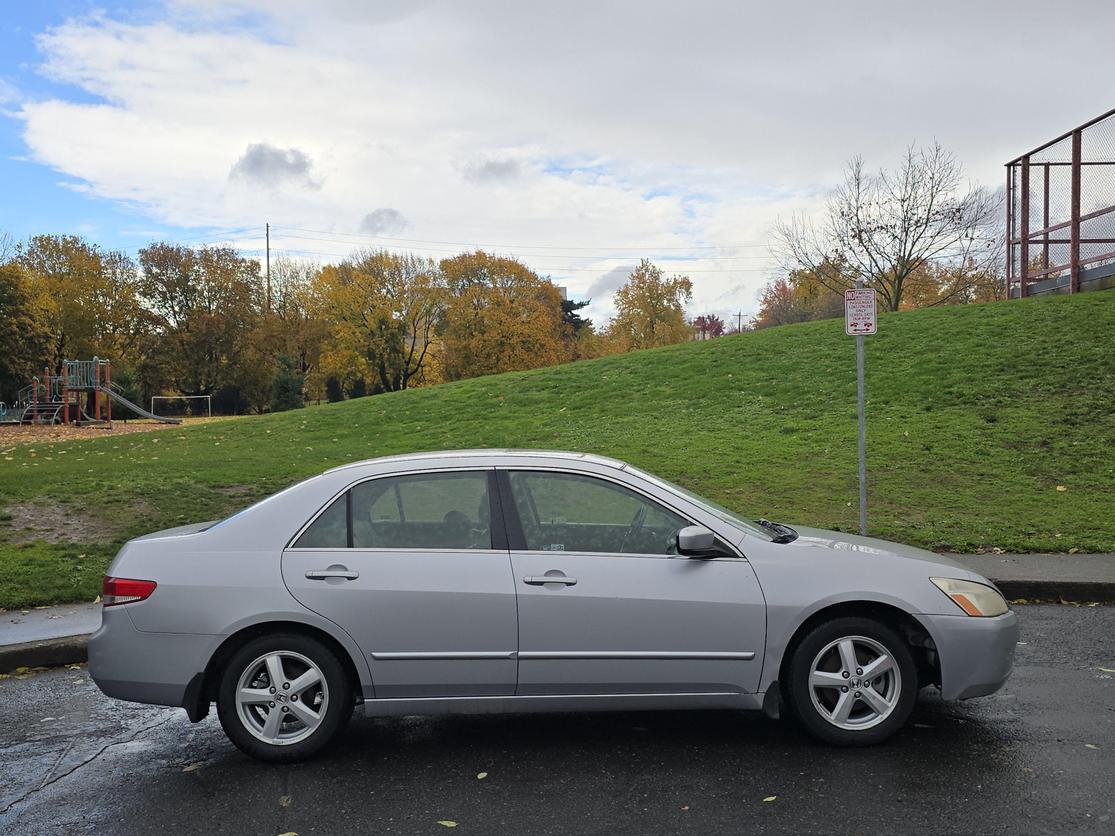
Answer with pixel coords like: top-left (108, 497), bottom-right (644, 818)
top-left (282, 469), bottom-right (518, 698)
top-left (502, 469), bottom-right (766, 697)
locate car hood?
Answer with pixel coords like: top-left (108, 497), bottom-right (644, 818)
top-left (783, 525), bottom-right (979, 576)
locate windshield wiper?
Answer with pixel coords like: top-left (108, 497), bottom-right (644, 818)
top-left (755, 518), bottom-right (798, 544)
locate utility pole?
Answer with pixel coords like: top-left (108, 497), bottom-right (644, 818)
top-left (265, 222), bottom-right (271, 313)
top-left (735, 311), bottom-right (743, 333)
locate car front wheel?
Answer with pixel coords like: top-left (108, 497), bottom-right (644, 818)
top-left (784, 616), bottom-right (917, 746)
top-left (217, 633), bottom-right (352, 762)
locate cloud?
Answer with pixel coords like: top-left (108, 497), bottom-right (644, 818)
top-left (359, 207), bottom-right (408, 235)
top-left (11, 1), bottom-right (1115, 318)
top-left (461, 156), bottom-right (522, 184)
top-left (229, 142), bottom-right (320, 190)
top-left (0, 78), bottom-right (19, 105)
top-left (585, 264), bottom-right (635, 299)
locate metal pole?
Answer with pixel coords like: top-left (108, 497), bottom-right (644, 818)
top-left (1020, 155), bottom-right (1030, 296)
top-left (265, 222), bottom-right (271, 312)
top-left (1070, 130), bottom-right (1082, 293)
top-left (855, 282), bottom-right (868, 536)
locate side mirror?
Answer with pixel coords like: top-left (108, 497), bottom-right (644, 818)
top-left (676, 525), bottom-right (721, 557)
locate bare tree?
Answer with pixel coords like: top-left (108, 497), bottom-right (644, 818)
top-left (773, 144), bottom-right (1001, 311)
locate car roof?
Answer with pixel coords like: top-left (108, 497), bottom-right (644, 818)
top-left (323, 448), bottom-right (628, 475)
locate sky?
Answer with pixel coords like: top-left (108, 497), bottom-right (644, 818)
top-left (3, 0), bottom-right (1115, 323)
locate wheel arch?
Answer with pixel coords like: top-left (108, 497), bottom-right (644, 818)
top-left (763, 599), bottom-right (941, 718)
top-left (186, 618), bottom-right (368, 722)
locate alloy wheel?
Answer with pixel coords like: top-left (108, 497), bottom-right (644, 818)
top-left (234, 650), bottom-right (330, 746)
top-left (808, 635), bottom-right (902, 731)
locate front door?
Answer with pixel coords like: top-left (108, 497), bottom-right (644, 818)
top-left (282, 469), bottom-right (518, 698)
top-left (502, 469), bottom-right (766, 696)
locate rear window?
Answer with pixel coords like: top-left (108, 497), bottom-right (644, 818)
top-left (292, 494), bottom-right (348, 549)
top-left (290, 471), bottom-right (492, 550)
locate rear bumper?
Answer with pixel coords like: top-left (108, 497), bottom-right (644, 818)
top-left (88, 606), bottom-right (217, 708)
top-left (920, 610), bottom-right (1019, 700)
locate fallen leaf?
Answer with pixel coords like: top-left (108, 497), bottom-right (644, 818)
top-left (1055, 485), bottom-right (1067, 492)
top-left (1085, 743), bottom-right (1100, 750)
top-left (277, 832), bottom-right (298, 836)
top-left (1098, 667), bottom-right (1115, 673)
top-left (476, 772), bottom-right (488, 780)
top-left (182, 762), bottom-right (203, 772)
top-left (437, 822), bottom-right (458, 828)
top-left (681, 805), bottom-right (690, 811)
top-left (279, 795), bottom-right (291, 807)
top-left (763, 796), bottom-right (777, 803)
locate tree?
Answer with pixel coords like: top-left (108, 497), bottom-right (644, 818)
top-left (439, 251), bottom-right (570, 380)
top-left (17, 235), bottom-right (150, 368)
top-left (607, 260), bottom-right (693, 350)
top-left (773, 144), bottom-right (1000, 311)
top-left (270, 354), bottom-right (305, 412)
top-left (137, 243), bottom-right (263, 402)
top-left (692, 313), bottom-right (725, 339)
top-left (312, 249), bottom-right (443, 394)
top-left (0, 262), bottom-right (51, 402)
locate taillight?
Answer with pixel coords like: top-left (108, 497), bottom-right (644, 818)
top-left (102, 576), bottom-right (157, 607)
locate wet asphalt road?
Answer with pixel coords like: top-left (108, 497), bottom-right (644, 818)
top-left (2, 604), bottom-right (1113, 835)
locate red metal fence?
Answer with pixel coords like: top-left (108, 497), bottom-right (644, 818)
top-left (1006, 107), bottom-right (1115, 297)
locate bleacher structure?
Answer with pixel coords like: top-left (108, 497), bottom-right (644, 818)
top-left (1006, 107), bottom-right (1115, 297)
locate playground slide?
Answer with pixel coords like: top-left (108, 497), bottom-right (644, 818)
top-left (97, 387), bottom-right (182, 425)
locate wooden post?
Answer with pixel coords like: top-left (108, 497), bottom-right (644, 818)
top-left (93, 357), bottom-right (100, 422)
top-left (104, 360), bottom-right (112, 425)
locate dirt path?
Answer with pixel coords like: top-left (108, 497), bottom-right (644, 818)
top-left (0, 417), bottom-right (232, 445)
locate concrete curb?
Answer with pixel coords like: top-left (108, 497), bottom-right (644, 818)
top-left (994, 579), bottom-right (1115, 604)
top-left (0, 634), bottom-right (90, 674)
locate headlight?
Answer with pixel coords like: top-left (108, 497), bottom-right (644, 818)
top-left (930, 577), bottom-right (1009, 617)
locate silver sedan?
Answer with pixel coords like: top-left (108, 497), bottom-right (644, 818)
top-left (89, 450), bottom-right (1017, 762)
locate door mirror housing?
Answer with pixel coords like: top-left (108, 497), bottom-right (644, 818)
top-left (676, 525), bottom-right (724, 558)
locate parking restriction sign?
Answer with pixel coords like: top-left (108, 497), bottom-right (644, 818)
top-left (844, 288), bottom-right (877, 336)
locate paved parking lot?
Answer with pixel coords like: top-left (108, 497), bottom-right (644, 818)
top-left (2, 604), bottom-right (1112, 835)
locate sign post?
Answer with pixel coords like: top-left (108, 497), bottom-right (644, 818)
top-left (844, 285), bottom-right (876, 536)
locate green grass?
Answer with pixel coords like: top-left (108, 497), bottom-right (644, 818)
top-left (2, 291), bottom-right (1114, 607)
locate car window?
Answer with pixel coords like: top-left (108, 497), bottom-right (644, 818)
top-left (508, 471), bottom-right (689, 555)
top-left (351, 471), bottom-right (492, 550)
top-left (292, 493), bottom-right (348, 549)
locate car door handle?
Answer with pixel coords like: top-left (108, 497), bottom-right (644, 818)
top-left (305, 569), bottom-right (360, 580)
top-left (523, 575), bottom-right (577, 586)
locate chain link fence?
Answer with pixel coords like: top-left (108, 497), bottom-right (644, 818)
top-left (1007, 108), bottom-right (1115, 297)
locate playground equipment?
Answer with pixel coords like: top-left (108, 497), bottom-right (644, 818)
top-left (3, 358), bottom-right (181, 426)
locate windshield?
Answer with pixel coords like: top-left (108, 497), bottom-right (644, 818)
top-left (625, 466), bottom-right (774, 541)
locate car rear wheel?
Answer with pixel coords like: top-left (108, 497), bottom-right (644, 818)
top-left (217, 633), bottom-right (352, 762)
top-left (784, 616), bottom-right (917, 746)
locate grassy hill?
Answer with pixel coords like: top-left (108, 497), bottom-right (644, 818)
top-left (2, 290), bottom-right (1114, 607)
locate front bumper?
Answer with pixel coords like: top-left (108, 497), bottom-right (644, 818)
top-left (88, 606), bottom-right (217, 708)
top-left (920, 610), bottom-right (1019, 700)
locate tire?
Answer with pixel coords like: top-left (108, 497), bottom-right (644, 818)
top-left (217, 632), bottom-right (353, 763)
top-left (784, 616), bottom-right (917, 747)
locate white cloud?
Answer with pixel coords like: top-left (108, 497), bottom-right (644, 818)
top-left (10, 0), bottom-right (1115, 318)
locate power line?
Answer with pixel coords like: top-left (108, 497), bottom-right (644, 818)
top-left (269, 224), bottom-right (770, 252)
top-left (249, 246), bottom-right (776, 272)
top-left (265, 232), bottom-right (774, 260)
